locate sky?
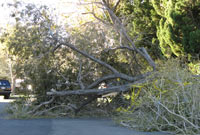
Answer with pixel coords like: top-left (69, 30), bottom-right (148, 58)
top-left (0, 0), bottom-right (81, 27)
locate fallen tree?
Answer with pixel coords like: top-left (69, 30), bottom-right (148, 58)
top-left (31, 0), bottom-right (156, 115)
top-left (47, 78), bottom-right (148, 96)
top-left (4, 0), bottom-right (156, 115)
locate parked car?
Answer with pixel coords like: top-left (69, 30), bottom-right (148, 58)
top-left (0, 80), bottom-right (11, 99)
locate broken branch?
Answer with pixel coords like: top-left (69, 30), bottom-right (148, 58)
top-left (47, 78), bottom-right (147, 96)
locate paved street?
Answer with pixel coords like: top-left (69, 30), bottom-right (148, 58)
top-left (0, 96), bottom-right (170, 135)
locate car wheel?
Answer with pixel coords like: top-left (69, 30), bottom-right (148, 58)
top-left (4, 94), bottom-right (10, 99)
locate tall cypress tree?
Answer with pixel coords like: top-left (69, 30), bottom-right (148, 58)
top-left (121, 0), bottom-right (200, 59)
top-left (152, 0), bottom-right (200, 58)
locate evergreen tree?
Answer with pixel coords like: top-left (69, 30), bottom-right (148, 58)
top-left (120, 0), bottom-right (162, 59)
top-left (153, 0), bottom-right (200, 59)
top-left (121, 0), bottom-right (200, 59)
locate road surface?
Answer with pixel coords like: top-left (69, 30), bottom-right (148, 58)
top-left (0, 96), bottom-right (170, 135)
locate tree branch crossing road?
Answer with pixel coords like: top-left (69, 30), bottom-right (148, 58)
top-left (0, 97), bottom-right (170, 135)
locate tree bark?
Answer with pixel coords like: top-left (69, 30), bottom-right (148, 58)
top-left (47, 78), bottom-right (147, 96)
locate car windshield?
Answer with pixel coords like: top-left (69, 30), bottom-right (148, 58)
top-left (0, 80), bottom-right (10, 86)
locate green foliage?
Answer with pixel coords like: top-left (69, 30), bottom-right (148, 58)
top-left (115, 59), bottom-right (200, 134)
top-left (2, 1), bottom-right (140, 114)
top-left (120, 0), bottom-right (200, 60)
top-left (70, 19), bottom-right (144, 77)
top-left (0, 2), bottom-right (76, 103)
top-left (188, 62), bottom-right (200, 75)
top-left (154, 0), bottom-right (200, 58)
top-left (4, 0), bottom-right (200, 122)
top-left (120, 0), bottom-right (162, 59)
top-left (0, 44), bottom-right (10, 79)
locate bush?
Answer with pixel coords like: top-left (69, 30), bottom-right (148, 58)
top-left (115, 60), bottom-right (200, 135)
top-left (6, 96), bottom-right (34, 119)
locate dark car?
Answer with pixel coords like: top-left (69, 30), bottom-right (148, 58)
top-left (0, 80), bottom-right (11, 99)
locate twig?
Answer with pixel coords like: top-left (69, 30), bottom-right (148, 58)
top-left (33, 104), bottom-right (76, 116)
top-left (157, 100), bottom-right (200, 130)
top-left (28, 97), bottom-right (55, 114)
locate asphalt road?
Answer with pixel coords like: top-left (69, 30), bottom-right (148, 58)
top-left (0, 96), bottom-right (170, 135)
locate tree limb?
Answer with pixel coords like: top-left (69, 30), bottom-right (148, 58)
top-left (87, 71), bottom-right (151, 89)
top-left (60, 42), bottom-right (136, 81)
top-left (47, 78), bottom-right (147, 96)
top-left (87, 74), bottom-right (118, 89)
top-left (101, 1), bottom-right (156, 70)
top-left (61, 42), bottom-right (118, 73)
top-left (28, 97), bottom-right (55, 114)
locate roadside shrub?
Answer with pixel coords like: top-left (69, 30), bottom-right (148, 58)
top-left (6, 96), bottom-right (34, 119)
top-left (115, 60), bottom-right (200, 135)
